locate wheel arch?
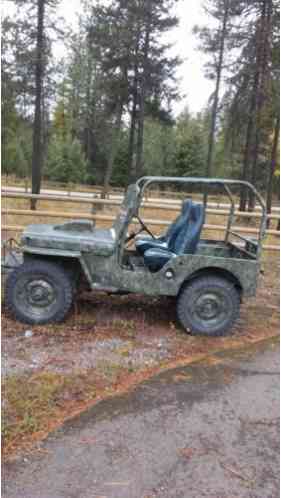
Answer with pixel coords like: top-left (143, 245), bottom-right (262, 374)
top-left (23, 252), bottom-right (89, 289)
top-left (181, 267), bottom-right (243, 295)
top-left (24, 252), bottom-right (81, 271)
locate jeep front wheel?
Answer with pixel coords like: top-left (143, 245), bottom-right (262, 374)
top-left (177, 276), bottom-right (240, 337)
top-left (5, 260), bottom-right (74, 325)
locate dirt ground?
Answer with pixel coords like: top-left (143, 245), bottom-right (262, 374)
top-left (2, 178), bottom-right (280, 461)
top-left (2, 255), bottom-right (280, 459)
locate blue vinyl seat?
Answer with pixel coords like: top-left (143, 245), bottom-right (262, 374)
top-left (135, 199), bottom-right (193, 255)
top-left (143, 203), bottom-right (205, 272)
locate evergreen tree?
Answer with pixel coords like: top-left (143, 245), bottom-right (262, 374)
top-left (194, 0), bottom-right (242, 180)
top-left (175, 110), bottom-right (207, 177)
top-left (3, 0), bottom-right (62, 206)
top-left (45, 136), bottom-right (87, 184)
top-left (195, 0), bottom-right (280, 210)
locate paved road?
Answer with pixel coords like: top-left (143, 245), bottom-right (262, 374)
top-left (3, 339), bottom-right (280, 498)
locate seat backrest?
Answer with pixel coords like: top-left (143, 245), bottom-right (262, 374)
top-left (172, 203), bottom-right (204, 255)
top-left (165, 199), bottom-right (193, 247)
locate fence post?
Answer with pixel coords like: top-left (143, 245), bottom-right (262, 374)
top-left (1, 190), bottom-right (280, 252)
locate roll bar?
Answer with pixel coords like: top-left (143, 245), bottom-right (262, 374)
top-left (135, 177), bottom-right (267, 259)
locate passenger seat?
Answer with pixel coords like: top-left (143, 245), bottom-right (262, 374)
top-left (143, 203), bottom-right (205, 272)
top-left (135, 199), bottom-right (193, 255)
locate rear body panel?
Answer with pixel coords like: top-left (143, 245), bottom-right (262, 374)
top-left (22, 236), bottom-right (259, 298)
top-left (79, 248), bottom-right (259, 297)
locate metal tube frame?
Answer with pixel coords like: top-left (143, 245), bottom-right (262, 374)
top-left (136, 177), bottom-right (267, 260)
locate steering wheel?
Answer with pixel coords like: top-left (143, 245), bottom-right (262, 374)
top-left (135, 215), bottom-right (156, 239)
top-left (125, 215), bottom-right (156, 244)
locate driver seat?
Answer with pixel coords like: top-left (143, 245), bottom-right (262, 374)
top-left (143, 203), bottom-right (205, 272)
top-left (135, 199), bottom-right (193, 255)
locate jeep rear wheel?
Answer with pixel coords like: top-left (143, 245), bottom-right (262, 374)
top-left (177, 276), bottom-right (240, 337)
top-left (5, 260), bottom-right (74, 325)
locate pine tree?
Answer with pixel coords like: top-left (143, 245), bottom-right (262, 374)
top-left (196, 0), bottom-right (280, 210)
top-left (4, 0), bottom-right (62, 207)
top-left (194, 0), bottom-right (243, 182)
top-left (77, 0), bottom-right (180, 191)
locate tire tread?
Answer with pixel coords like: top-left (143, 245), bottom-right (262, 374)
top-left (5, 260), bottom-right (73, 325)
top-left (177, 276), bottom-right (240, 337)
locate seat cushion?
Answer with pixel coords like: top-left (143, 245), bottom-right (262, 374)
top-left (143, 247), bottom-right (175, 272)
top-left (135, 238), bottom-right (167, 254)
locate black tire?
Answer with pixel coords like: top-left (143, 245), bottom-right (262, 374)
top-left (5, 260), bottom-right (74, 325)
top-left (177, 276), bottom-right (240, 337)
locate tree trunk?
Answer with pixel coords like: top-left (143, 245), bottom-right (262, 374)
top-left (247, 125), bottom-right (260, 212)
top-left (84, 31), bottom-right (93, 164)
top-left (41, 84), bottom-right (49, 179)
top-left (102, 100), bottom-right (123, 198)
top-left (31, 0), bottom-right (45, 210)
top-left (204, 0), bottom-right (229, 204)
top-left (128, 30), bottom-right (140, 185)
top-left (266, 115), bottom-right (280, 228)
top-left (127, 17), bottom-right (141, 185)
top-left (135, 24), bottom-right (150, 180)
top-left (128, 86), bottom-right (138, 184)
top-left (239, 56), bottom-right (261, 211)
top-left (135, 88), bottom-right (145, 179)
top-left (248, 0), bottom-right (271, 211)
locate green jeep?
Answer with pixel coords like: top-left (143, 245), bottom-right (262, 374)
top-left (4, 177), bottom-right (267, 337)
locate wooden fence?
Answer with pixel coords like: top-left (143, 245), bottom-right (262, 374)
top-left (2, 190), bottom-right (280, 252)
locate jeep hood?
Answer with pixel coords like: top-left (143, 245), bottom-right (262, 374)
top-left (21, 220), bottom-right (117, 256)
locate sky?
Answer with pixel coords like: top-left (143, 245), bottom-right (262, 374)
top-left (2, 0), bottom-right (216, 116)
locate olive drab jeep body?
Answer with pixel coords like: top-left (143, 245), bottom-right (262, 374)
top-left (4, 177), bottom-right (267, 337)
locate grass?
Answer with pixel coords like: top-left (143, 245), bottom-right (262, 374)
top-left (111, 319), bottom-right (137, 338)
top-left (2, 175), bottom-right (124, 195)
top-left (1, 179), bottom-right (280, 458)
top-left (2, 175), bottom-right (240, 201)
top-left (2, 279), bottom-right (279, 458)
top-left (2, 355), bottom-right (137, 456)
top-left (2, 370), bottom-right (99, 454)
top-left (95, 361), bottom-right (130, 382)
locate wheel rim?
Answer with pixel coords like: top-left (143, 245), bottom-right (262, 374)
top-left (192, 290), bottom-right (229, 329)
top-left (14, 275), bottom-right (58, 319)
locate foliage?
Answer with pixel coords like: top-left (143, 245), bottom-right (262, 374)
top-left (142, 118), bottom-right (176, 176)
top-left (174, 111), bottom-right (208, 177)
top-left (1, 0), bottom-right (279, 209)
top-left (45, 136), bottom-right (88, 184)
top-left (194, 0), bottom-right (280, 209)
top-left (3, 121), bottom-right (32, 179)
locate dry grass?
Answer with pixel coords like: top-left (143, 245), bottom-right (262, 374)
top-left (2, 252), bottom-right (279, 458)
top-left (2, 180), bottom-right (279, 458)
top-left (2, 371), bottom-right (84, 449)
top-left (2, 364), bottom-right (133, 456)
top-left (2, 175), bottom-right (238, 201)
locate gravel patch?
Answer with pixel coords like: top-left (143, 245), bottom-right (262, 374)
top-left (2, 333), bottom-right (173, 377)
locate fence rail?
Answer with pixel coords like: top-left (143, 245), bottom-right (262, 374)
top-left (2, 186), bottom-right (280, 212)
top-left (2, 189), bottom-right (280, 252)
top-left (2, 190), bottom-right (280, 219)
